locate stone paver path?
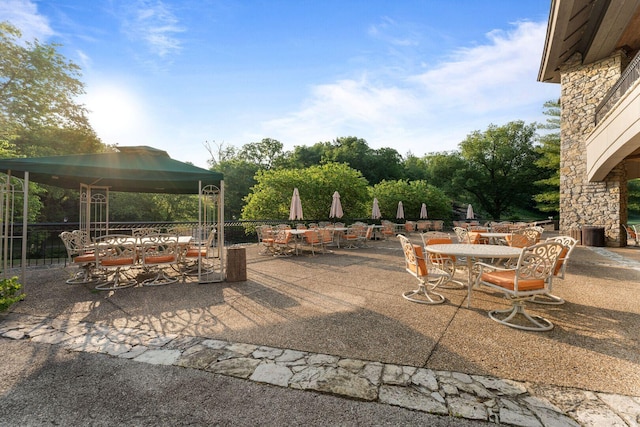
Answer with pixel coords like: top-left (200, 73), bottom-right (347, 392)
top-left (2, 312), bottom-right (639, 427)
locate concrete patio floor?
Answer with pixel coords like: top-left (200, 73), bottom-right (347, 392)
top-left (2, 231), bottom-right (639, 424)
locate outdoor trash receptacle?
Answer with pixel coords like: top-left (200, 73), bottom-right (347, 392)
top-left (582, 226), bottom-right (605, 247)
top-left (226, 246), bottom-right (247, 282)
top-left (570, 228), bottom-right (582, 244)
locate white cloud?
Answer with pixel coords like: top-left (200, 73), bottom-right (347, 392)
top-left (0, 0), bottom-right (54, 41)
top-left (368, 16), bottom-right (420, 47)
top-left (119, 0), bottom-right (185, 58)
top-left (260, 20), bottom-right (558, 155)
top-left (411, 21), bottom-right (549, 113)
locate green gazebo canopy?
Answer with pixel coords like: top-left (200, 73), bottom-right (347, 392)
top-left (0, 146), bottom-right (223, 194)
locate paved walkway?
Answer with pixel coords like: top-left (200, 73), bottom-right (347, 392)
top-left (1, 238), bottom-right (639, 426)
top-left (1, 309), bottom-right (637, 427)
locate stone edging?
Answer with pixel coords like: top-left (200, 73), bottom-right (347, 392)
top-left (1, 312), bottom-right (638, 426)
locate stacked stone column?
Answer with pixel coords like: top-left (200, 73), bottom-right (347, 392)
top-left (559, 51), bottom-right (628, 246)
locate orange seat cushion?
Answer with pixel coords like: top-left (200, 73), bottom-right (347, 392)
top-left (553, 246), bottom-right (569, 276)
top-left (186, 248), bottom-right (207, 257)
top-left (425, 238), bottom-right (456, 262)
top-left (304, 231), bottom-right (321, 243)
top-left (481, 270), bottom-right (545, 291)
top-left (74, 254), bottom-right (95, 263)
top-left (145, 255), bottom-right (176, 264)
top-left (505, 234), bottom-right (530, 248)
top-left (468, 232), bottom-right (488, 244)
top-left (408, 244), bottom-right (428, 276)
top-left (101, 257), bottom-right (136, 266)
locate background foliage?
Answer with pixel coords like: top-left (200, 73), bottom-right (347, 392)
top-left (242, 163), bottom-right (369, 221)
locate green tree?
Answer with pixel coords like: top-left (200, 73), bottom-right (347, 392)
top-left (0, 22), bottom-right (91, 143)
top-left (282, 143), bottom-right (326, 168)
top-left (628, 179), bottom-right (640, 214)
top-left (242, 163), bottom-right (369, 221)
top-left (423, 151), bottom-right (468, 198)
top-left (214, 158), bottom-right (260, 220)
top-left (457, 121), bottom-right (542, 219)
top-left (108, 193), bottom-right (198, 222)
top-left (15, 125), bottom-right (103, 158)
top-left (237, 138), bottom-right (284, 169)
top-left (402, 154), bottom-right (430, 181)
top-left (371, 180), bottom-right (451, 221)
top-left (369, 147), bottom-right (404, 183)
top-left (319, 137), bottom-right (404, 185)
top-left (533, 99), bottom-right (560, 214)
top-left (0, 22), bottom-right (104, 223)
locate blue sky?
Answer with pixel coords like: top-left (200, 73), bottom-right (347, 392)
top-left (1, 0), bottom-right (559, 169)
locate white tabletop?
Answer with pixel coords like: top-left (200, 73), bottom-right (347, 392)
top-left (286, 229), bottom-right (308, 235)
top-left (425, 243), bottom-right (521, 258)
top-left (426, 243), bottom-right (521, 308)
top-left (477, 232), bottom-right (511, 238)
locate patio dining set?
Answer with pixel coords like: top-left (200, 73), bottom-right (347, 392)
top-left (398, 224), bottom-right (578, 332)
top-left (59, 226), bottom-right (218, 291)
top-left (256, 222), bottom-right (378, 256)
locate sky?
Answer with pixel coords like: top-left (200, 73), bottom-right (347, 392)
top-left (1, 0), bottom-right (560, 169)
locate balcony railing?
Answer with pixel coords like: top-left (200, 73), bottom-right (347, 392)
top-left (595, 51), bottom-right (640, 125)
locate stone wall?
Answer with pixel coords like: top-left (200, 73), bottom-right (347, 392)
top-left (559, 51), bottom-right (627, 246)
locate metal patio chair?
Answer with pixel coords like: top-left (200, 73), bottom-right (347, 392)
top-left (398, 234), bottom-right (451, 304)
top-left (473, 241), bottom-right (564, 331)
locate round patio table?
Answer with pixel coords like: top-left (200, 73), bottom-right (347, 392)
top-left (425, 243), bottom-right (522, 307)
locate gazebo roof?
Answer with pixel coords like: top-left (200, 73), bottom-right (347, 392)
top-left (0, 146), bottom-right (223, 194)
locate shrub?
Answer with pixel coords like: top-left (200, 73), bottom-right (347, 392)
top-left (0, 276), bottom-right (25, 312)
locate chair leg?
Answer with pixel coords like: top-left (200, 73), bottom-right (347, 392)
top-left (65, 264), bottom-right (102, 285)
top-left (142, 267), bottom-right (179, 286)
top-left (530, 293), bottom-right (565, 305)
top-left (402, 280), bottom-right (445, 305)
top-left (488, 300), bottom-right (554, 331)
top-left (95, 267), bottom-right (137, 291)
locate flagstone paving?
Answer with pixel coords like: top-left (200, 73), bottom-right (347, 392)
top-left (1, 311), bottom-right (638, 426)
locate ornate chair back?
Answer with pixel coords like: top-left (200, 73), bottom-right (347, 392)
top-left (139, 234), bottom-right (180, 286)
top-left (474, 241), bottom-right (564, 331)
top-left (506, 228), bottom-right (541, 248)
top-left (452, 227), bottom-right (469, 243)
top-left (397, 235), bottom-right (449, 304)
top-left (93, 235), bottom-right (138, 291)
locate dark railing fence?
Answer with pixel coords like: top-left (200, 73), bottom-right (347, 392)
top-left (595, 50), bottom-right (640, 125)
top-left (1, 221), bottom-right (257, 269)
top-left (1, 217), bottom-right (552, 269)
top-left (1, 219), bottom-right (365, 269)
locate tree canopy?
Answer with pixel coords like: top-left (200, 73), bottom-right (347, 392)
top-left (242, 163), bottom-right (369, 221)
top-left (457, 121), bottom-right (542, 219)
top-left (0, 22), bottom-right (92, 145)
top-left (533, 99), bottom-right (560, 214)
top-left (371, 180), bottom-right (451, 221)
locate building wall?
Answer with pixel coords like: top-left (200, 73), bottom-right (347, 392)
top-left (559, 51), bottom-right (627, 246)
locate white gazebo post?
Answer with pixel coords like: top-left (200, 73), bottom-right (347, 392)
top-left (198, 182), bottom-right (225, 283)
top-left (80, 184), bottom-right (109, 240)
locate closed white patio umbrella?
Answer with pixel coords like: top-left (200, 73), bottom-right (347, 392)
top-left (420, 203), bottom-right (428, 219)
top-left (371, 198), bottom-right (381, 219)
top-left (466, 204), bottom-right (475, 220)
top-left (329, 191), bottom-right (343, 219)
top-left (289, 188), bottom-right (304, 220)
top-left (396, 201), bottom-right (404, 220)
